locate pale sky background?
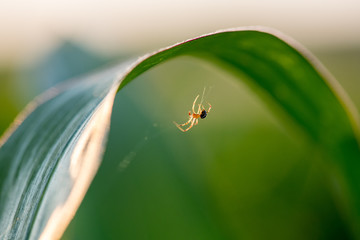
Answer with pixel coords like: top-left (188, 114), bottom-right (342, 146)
top-left (1, 0), bottom-right (359, 65)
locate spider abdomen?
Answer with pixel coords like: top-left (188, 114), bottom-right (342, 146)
top-left (200, 110), bottom-right (207, 119)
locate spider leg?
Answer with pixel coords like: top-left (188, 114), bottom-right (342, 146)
top-left (174, 124), bottom-right (184, 132)
top-left (183, 118), bottom-right (196, 132)
top-left (197, 104), bottom-right (202, 114)
top-left (194, 118), bottom-right (199, 126)
top-left (192, 95), bottom-right (200, 113)
top-left (206, 102), bottom-right (212, 113)
top-left (173, 116), bottom-right (192, 128)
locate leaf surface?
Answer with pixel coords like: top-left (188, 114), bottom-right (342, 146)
top-left (0, 27), bottom-right (359, 239)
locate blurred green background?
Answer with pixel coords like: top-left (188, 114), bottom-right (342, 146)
top-left (1, 43), bottom-right (359, 239)
top-left (1, 1), bottom-right (360, 239)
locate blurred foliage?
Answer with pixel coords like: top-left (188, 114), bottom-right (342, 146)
top-left (63, 60), bottom-right (352, 239)
top-left (68, 49), bottom-right (357, 239)
top-left (314, 49), bottom-right (360, 109)
top-left (32, 41), bottom-right (111, 91)
top-left (0, 39), bottom-right (359, 239)
top-left (0, 69), bottom-right (21, 135)
top-left (0, 42), bottom-right (113, 137)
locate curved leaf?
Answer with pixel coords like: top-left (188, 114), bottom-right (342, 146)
top-left (0, 27), bottom-right (359, 239)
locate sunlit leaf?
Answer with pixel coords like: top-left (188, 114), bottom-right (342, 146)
top-left (0, 27), bottom-right (359, 239)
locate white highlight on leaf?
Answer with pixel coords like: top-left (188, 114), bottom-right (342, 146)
top-left (39, 84), bottom-right (118, 240)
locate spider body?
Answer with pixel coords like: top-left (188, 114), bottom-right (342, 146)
top-left (200, 110), bottom-right (207, 119)
top-left (174, 95), bottom-right (211, 132)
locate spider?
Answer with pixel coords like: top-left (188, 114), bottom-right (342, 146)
top-left (174, 94), bottom-right (212, 132)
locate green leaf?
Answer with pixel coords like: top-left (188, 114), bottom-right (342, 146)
top-left (0, 27), bottom-right (359, 239)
